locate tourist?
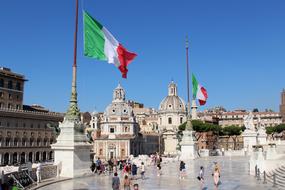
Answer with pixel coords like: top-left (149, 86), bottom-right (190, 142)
top-left (95, 158), bottom-right (101, 174)
top-left (197, 166), bottom-right (205, 189)
top-left (140, 162), bottom-right (145, 180)
top-left (213, 167), bottom-right (220, 189)
top-left (90, 161), bottom-right (96, 173)
top-left (112, 172), bottom-right (120, 190)
top-left (133, 183), bottom-right (139, 190)
top-left (131, 163), bottom-right (138, 179)
top-left (156, 155), bottom-right (162, 176)
top-left (123, 175), bottom-right (131, 190)
top-left (179, 161), bottom-right (186, 179)
top-left (36, 162), bottom-right (42, 183)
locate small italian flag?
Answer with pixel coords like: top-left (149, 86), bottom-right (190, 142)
top-left (192, 74), bottom-right (208, 105)
top-left (83, 11), bottom-right (137, 78)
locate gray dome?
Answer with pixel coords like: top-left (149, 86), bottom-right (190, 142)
top-left (159, 81), bottom-right (186, 112)
top-left (159, 96), bottom-right (186, 111)
top-left (105, 102), bottom-right (133, 117)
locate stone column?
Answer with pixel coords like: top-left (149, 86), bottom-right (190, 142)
top-left (9, 153), bottom-right (12, 164)
top-left (127, 141), bottom-right (130, 157)
top-left (0, 154), bottom-right (2, 165)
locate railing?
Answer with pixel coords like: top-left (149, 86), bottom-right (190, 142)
top-left (254, 164), bottom-right (283, 188)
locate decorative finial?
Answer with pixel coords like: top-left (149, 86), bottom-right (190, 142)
top-left (186, 35), bottom-right (189, 48)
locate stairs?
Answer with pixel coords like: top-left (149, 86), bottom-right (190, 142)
top-left (266, 165), bottom-right (285, 188)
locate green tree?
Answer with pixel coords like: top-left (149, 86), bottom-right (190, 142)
top-left (222, 125), bottom-right (242, 150)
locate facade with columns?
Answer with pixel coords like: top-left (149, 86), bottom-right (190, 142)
top-left (92, 84), bottom-right (142, 160)
top-left (158, 81), bottom-right (187, 155)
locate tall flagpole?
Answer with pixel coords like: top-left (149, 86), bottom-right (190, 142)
top-left (185, 36), bottom-right (193, 130)
top-left (66, 0), bottom-right (80, 120)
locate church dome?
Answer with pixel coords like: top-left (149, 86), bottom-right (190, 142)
top-left (159, 81), bottom-right (186, 112)
top-left (104, 84), bottom-right (134, 117)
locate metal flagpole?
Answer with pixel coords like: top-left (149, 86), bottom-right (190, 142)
top-left (185, 36), bottom-right (193, 130)
top-left (66, 0), bottom-right (80, 120)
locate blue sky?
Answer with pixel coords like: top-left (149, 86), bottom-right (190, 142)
top-left (0, 0), bottom-right (284, 113)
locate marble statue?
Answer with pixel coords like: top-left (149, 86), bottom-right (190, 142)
top-left (243, 112), bottom-right (255, 131)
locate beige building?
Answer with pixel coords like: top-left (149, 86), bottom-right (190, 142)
top-left (92, 84), bottom-right (142, 160)
top-left (0, 67), bottom-right (63, 166)
top-left (217, 111), bottom-right (282, 128)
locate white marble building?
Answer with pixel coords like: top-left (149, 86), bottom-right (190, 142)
top-left (158, 81), bottom-right (187, 155)
top-left (92, 84), bottom-right (141, 160)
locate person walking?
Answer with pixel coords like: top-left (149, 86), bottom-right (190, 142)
top-left (123, 175), bottom-right (131, 190)
top-left (179, 161), bottom-right (186, 179)
top-left (156, 155), bottom-right (162, 176)
top-left (140, 162), bottom-right (145, 180)
top-left (213, 167), bottom-right (220, 189)
top-left (131, 163), bottom-right (138, 179)
top-left (36, 162), bottom-right (42, 183)
top-left (198, 166), bottom-right (205, 189)
top-left (112, 172), bottom-right (120, 190)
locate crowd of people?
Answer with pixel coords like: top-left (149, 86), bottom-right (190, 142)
top-left (91, 154), bottom-right (222, 190)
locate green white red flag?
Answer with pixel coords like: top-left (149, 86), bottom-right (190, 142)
top-left (192, 74), bottom-right (208, 105)
top-left (83, 11), bottom-right (137, 78)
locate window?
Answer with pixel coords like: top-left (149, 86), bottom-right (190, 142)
top-left (8, 80), bottom-right (13, 89)
top-left (110, 127), bottom-right (115, 133)
top-left (168, 117), bottom-right (172, 124)
top-left (0, 79), bottom-right (4, 87)
top-left (8, 94), bottom-right (12, 100)
top-left (180, 117), bottom-right (183, 124)
top-left (160, 118), bottom-right (162, 125)
top-left (0, 92), bottom-right (3, 98)
top-left (8, 104), bottom-right (12, 109)
top-left (16, 105), bottom-right (20, 109)
top-left (168, 105), bottom-right (172, 108)
top-left (16, 82), bottom-right (21, 91)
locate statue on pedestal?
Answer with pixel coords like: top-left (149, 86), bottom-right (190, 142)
top-left (243, 112), bottom-right (255, 131)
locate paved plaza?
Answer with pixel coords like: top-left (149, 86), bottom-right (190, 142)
top-left (39, 156), bottom-right (276, 190)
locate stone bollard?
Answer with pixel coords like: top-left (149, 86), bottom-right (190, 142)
top-left (255, 165), bottom-right (258, 178)
top-left (273, 173), bottom-right (276, 187)
top-left (257, 168), bottom-right (261, 180)
top-left (263, 171), bottom-right (267, 184)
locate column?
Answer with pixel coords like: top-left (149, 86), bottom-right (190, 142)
top-left (105, 141), bottom-right (108, 159)
top-left (9, 153), bottom-right (12, 164)
top-left (0, 154), bottom-right (2, 165)
top-left (127, 141), bottom-right (130, 157)
top-left (25, 153), bottom-right (28, 163)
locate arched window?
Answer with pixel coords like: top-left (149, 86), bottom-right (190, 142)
top-left (168, 117), bottom-right (172, 124)
top-left (180, 117), bottom-right (183, 124)
top-left (35, 152), bottom-right (40, 161)
top-left (4, 153), bottom-right (9, 165)
top-left (12, 152), bottom-right (17, 164)
top-left (20, 152), bottom-right (25, 164)
top-left (28, 152), bottom-right (33, 162)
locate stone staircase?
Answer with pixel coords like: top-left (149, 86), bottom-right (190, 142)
top-left (266, 165), bottom-right (285, 188)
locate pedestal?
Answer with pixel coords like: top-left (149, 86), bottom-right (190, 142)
top-left (179, 130), bottom-right (197, 160)
top-left (242, 129), bottom-right (257, 152)
top-left (51, 119), bottom-right (92, 178)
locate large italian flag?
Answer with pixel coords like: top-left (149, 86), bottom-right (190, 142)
top-left (192, 74), bottom-right (208, 105)
top-left (83, 11), bottom-right (137, 78)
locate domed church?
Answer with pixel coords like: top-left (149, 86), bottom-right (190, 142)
top-left (158, 81), bottom-right (187, 155)
top-left (93, 84), bottom-right (141, 160)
